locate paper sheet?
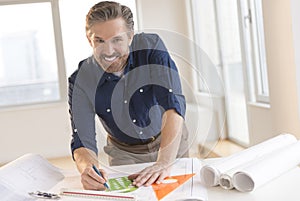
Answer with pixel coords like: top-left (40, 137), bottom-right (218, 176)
top-left (200, 133), bottom-right (297, 187)
top-left (0, 183), bottom-right (34, 201)
top-left (232, 140), bottom-right (300, 192)
top-left (159, 158), bottom-right (207, 201)
top-left (102, 158), bottom-right (207, 201)
top-left (50, 158), bottom-right (207, 201)
top-left (0, 153), bottom-right (64, 200)
top-left (114, 158), bottom-right (208, 201)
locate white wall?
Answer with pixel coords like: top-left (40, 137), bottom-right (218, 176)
top-left (0, 102), bottom-right (72, 164)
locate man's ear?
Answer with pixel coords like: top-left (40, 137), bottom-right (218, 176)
top-left (128, 31), bottom-right (134, 45)
top-left (86, 33), bottom-right (93, 47)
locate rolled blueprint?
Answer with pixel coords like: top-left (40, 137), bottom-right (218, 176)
top-left (219, 158), bottom-right (258, 190)
top-left (233, 140), bottom-right (300, 192)
top-left (219, 169), bottom-right (238, 190)
top-left (200, 133), bottom-right (297, 187)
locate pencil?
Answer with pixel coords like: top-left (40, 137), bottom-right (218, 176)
top-left (92, 165), bottom-right (110, 190)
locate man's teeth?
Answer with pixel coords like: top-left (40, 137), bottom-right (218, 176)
top-left (104, 56), bottom-right (117, 62)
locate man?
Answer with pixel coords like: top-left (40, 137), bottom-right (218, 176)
top-left (68, 1), bottom-right (189, 190)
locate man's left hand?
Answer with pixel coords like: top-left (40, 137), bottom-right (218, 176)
top-left (128, 162), bottom-right (171, 187)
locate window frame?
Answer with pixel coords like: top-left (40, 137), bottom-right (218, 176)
top-left (238, 0), bottom-right (270, 104)
top-left (191, 0), bottom-right (270, 104)
top-left (0, 0), bottom-right (67, 109)
top-left (189, 0), bottom-right (222, 95)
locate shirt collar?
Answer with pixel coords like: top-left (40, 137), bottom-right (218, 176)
top-left (92, 53), bottom-right (133, 87)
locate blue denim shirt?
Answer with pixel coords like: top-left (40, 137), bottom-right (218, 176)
top-left (69, 33), bottom-right (186, 156)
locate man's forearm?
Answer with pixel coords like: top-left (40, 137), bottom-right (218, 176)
top-left (73, 147), bottom-right (99, 173)
top-left (157, 109), bottom-right (183, 166)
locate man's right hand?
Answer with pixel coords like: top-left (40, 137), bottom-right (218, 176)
top-left (73, 147), bottom-right (108, 190)
top-left (80, 165), bottom-right (108, 190)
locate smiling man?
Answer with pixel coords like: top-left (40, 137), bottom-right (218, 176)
top-left (88, 18), bottom-right (132, 73)
top-left (68, 1), bottom-right (189, 190)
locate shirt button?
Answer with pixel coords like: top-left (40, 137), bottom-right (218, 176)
top-left (169, 89), bottom-right (173, 92)
top-left (74, 129), bottom-right (77, 132)
top-left (132, 119), bottom-right (136, 123)
top-left (139, 88), bottom-right (143, 93)
top-left (106, 108), bottom-right (111, 112)
top-left (124, 100), bottom-right (128, 104)
top-left (139, 131), bottom-right (143, 135)
top-left (107, 76), bottom-right (111, 80)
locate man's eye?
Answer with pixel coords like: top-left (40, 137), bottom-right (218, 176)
top-left (94, 39), bottom-right (105, 43)
top-left (113, 38), bottom-right (123, 43)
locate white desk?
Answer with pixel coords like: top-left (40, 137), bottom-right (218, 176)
top-left (52, 158), bottom-right (300, 201)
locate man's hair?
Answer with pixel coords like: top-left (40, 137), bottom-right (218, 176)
top-left (86, 1), bottom-right (134, 35)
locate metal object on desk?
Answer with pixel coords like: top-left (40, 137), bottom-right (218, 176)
top-left (28, 191), bottom-right (60, 199)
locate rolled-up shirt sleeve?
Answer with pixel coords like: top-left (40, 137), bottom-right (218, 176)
top-left (149, 37), bottom-right (186, 118)
top-left (68, 60), bottom-right (99, 159)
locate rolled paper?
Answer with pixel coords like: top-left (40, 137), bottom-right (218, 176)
top-left (200, 133), bottom-right (297, 187)
top-left (219, 173), bottom-right (233, 190)
top-left (233, 140), bottom-right (300, 192)
top-left (219, 158), bottom-right (257, 190)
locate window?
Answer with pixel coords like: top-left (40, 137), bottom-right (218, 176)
top-left (0, 1), bottom-right (65, 107)
top-left (239, 0), bottom-right (270, 103)
top-left (190, 0), bottom-right (269, 145)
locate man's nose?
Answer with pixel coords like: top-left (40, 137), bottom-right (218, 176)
top-left (102, 41), bottom-right (115, 55)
